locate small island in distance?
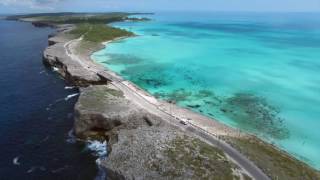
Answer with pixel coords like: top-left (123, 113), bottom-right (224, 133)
top-left (3, 12), bottom-right (319, 179)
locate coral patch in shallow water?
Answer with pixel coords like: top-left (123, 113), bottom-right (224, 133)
top-left (102, 53), bottom-right (145, 65)
top-left (221, 93), bottom-right (289, 139)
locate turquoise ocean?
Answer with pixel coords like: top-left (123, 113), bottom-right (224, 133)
top-left (92, 12), bottom-right (320, 169)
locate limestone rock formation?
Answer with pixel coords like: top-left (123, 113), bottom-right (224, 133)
top-left (74, 85), bottom-right (250, 180)
top-left (42, 27), bottom-right (108, 86)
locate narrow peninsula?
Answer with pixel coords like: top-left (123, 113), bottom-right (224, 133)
top-left (7, 13), bottom-right (320, 180)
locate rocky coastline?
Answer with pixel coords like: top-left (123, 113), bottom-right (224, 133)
top-left (40, 22), bottom-right (320, 180)
top-left (41, 24), bottom-right (260, 179)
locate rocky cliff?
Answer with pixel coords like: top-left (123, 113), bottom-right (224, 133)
top-left (42, 25), bottom-right (109, 87)
top-left (74, 85), bottom-right (250, 179)
top-left (40, 26), bottom-right (252, 179)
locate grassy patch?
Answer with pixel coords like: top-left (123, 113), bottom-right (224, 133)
top-left (101, 53), bottom-right (145, 65)
top-left (69, 23), bottom-right (134, 43)
top-left (75, 40), bottom-right (101, 55)
top-left (8, 13), bottom-right (142, 45)
top-left (152, 136), bottom-right (248, 179)
top-left (221, 93), bottom-right (289, 139)
top-left (224, 136), bottom-right (320, 180)
top-left (80, 86), bottom-right (124, 111)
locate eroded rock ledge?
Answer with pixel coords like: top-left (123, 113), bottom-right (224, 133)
top-left (42, 31), bottom-right (251, 179)
top-left (39, 23), bottom-right (320, 180)
top-left (74, 85), bottom-right (250, 179)
top-left (42, 25), bottom-right (109, 87)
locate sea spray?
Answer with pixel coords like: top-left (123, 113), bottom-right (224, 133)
top-left (12, 156), bottom-right (20, 166)
top-left (66, 129), bottom-right (77, 144)
top-left (66, 132), bottom-right (108, 179)
top-left (65, 86), bottom-right (76, 90)
top-left (51, 165), bottom-right (70, 174)
top-left (64, 93), bottom-right (79, 101)
top-left (46, 98), bottom-right (65, 110)
top-left (86, 140), bottom-right (108, 180)
top-left (27, 166), bottom-right (46, 174)
top-left (87, 140), bottom-right (108, 157)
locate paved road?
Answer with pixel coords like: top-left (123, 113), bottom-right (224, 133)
top-left (64, 37), bottom-right (270, 180)
top-left (187, 125), bottom-right (270, 180)
top-left (113, 81), bottom-right (270, 180)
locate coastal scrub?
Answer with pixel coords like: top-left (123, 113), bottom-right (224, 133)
top-left (224, 136), bottom-right (320, 180)
top-left (69, 23), bottom-right (134, 43)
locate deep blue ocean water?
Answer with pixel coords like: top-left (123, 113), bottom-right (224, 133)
top-left (93, 12), bottom-right (320, 169)
top-left (0, 20), bottom-right (98, 179)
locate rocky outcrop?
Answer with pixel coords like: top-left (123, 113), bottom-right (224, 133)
top-left (74, 84), bottom-right (166, 141)
top-left (11, 14), bottom-right (318, 180)
top-left (42, 27), bottom-right (109, 87)
top-left (74, 85), bottom-right (250, 180)
top-left (39, 23), bottom-right (266, 180)
top-left (74, 85), bottom-right (146, 138)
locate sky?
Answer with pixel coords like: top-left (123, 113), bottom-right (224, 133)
top-left (0, 0), bottom-right (320, 14)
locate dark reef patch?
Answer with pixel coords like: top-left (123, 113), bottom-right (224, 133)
top-left (226, 48), bottom-right (267, 56)
top-left (137, 77), bottom-right (168, 88)
top-left (176, 67), bottom-right (206, 86)
top-left (121, 63), bottom-right (173, 88)
top-left (220, 93), bottom-right (289, 139)
top-left (155, 88), bottom-right (290, 139)
top-left (170, 22), bottom-right (267, 35)
top-left (119, 60), bottom-right (290, 140)
top-left (288, 59), bottom-right (320, 72)
top-left (195, 90), bottom-right (215, 98)
top-left (101, 53), bottom-right (145, 65)
top-left (187, 104), bottom-right (201, 109)
top-left (154, 88), bottom-right (192, 102)
top-left (257, 34), bottom-right (320, 49)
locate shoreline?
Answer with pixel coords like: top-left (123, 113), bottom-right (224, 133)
top-left (60, 28), bottom-right (243, 137)
top-left (30, 18), bottom-right (320, 178)
top-left (43, 24), bottom-right (270, 179)
top-left (0, 19), bottom-right (100, 179)
top-left (74, 32), bottom-right (243, 137)
top-left (65, 21), bottom-right (319, 169)
top-left (80, 30), bottom-right (320, 174)
top-left (87, 35), bottom-right (319, 170)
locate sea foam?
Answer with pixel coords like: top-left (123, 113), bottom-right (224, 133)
top-left (64, 93), bottom-right (79, 101)
top-left (65, 86), bottom-right (76, 90)
top-left (52, 67), bottom-right (59, 72)
top-left (87, 140), bottom-right (108, 158)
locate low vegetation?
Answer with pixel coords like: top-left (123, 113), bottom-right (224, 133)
top-left (223, 136), bottom-right (320, 180)
top-left (80, 85), bottom-right (124, 112)
top-left (151, 136), bottom-right (251, 180)
top-left (69, 23), bottom-right (134, 43)
top-left (6, 12), bottom-right (148, 44)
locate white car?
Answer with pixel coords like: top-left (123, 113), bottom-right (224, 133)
top-left (179, 119), bottom-right (188, 125)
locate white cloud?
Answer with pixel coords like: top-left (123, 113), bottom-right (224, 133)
top-left (0, 0), bottom-right (63, 9)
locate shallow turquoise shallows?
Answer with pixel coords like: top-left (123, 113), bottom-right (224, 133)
top-left (92, 12), bottom-right (320, 169)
